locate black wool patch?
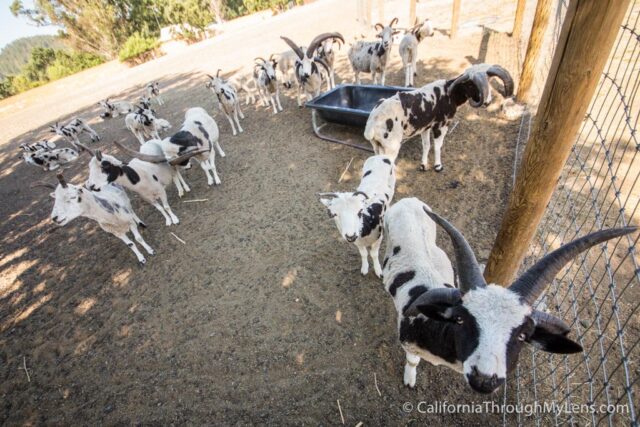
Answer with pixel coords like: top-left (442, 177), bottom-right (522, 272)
top-left (389, 270), bottom-right (416, 297)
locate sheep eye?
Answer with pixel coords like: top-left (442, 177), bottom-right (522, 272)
top-left (327, 210), bottom-right (336, 219)
top-left (518, 333), bottom-right (527, 342)
top-left (455, 316), bottom-right (463, 325)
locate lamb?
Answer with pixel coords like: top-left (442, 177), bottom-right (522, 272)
top-left (206, 70), bottom-right (245, 136)
top-left (33, 174), bottom-right (154, 265)
top-left (398, 19), bottom-right (435, 87)
top-left (49, 117), bottom-right (100, 150)
top-left (281, 32), bottom-right (344, 106)
top-left (84, 143), bottom-right (205, 226)
top-left (145, 82), bottom-right (164, 105)
top-left (22, 146), bottom-right (79, 171)
top-left (348, 18), bottom-right (399, 85)
top-left (124, 107), bottom-right (225, 187)
top-left (253, 57), bottom-right (283, 114)
top-left (124, 108), bottom-right (171, 145)
top-left (228, 73), bottom-right (258, 105)
top-left (20, 140), bottom-right (56, 152)
top-left (274, 50), bottom-right (302, 89)
top-left (315, 35), bottom-right (343, 89)
top-left (382, 197), bottom-right (636, 393)
top-left (319, 155), bottom-right (395, 277)
top-left (98, 98), bottom-right (134, 118)
top-left (364, 64), bottom-right (513, 171)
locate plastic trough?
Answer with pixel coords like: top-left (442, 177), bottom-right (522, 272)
top-left (305, 84), bottom-right (411, 152)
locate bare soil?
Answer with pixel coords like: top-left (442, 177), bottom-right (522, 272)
top-left (0, 1), bottom-right (525, 424)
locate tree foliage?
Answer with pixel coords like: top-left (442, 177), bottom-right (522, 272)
top-left (118, 33), bottom-right (159, 63)
top-left (0, 35), bottom-right (64, 79)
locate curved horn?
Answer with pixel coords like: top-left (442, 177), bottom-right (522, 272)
top-left (113, 141), bottom-right (166, 163)
top-left (531, 310), bottom-right (571, 335)
top-left (75, 142), bottom-right (94, 156)
top-left (447, 72), bottom-right (470, 97)
top-left (486, 64), bottom-right (514, 97)
top-left (467, 72), bottom-right (489, 108)
top-left (95, 150), bottom-right (103, 161)
top-left (306, 32), bottom-right (345, 58)
top-left (206, 74), bottom-right (214, 80)
top-left (404, 288), bottom-right (462, 317)
top-left (281, 36), bottom-right (304, 60)
top-left (353, 190), bottom-right (369, 199)
top-left (374, 23), bottom-right (384, 31)
top-left (510, 227), bottom-right (638, 305)
top-left (56, 173), bottom-right (68, 188)
top-left (30, 181), bottom-right (56, 190)
top-left (254, 57), bottom-right (267, 64)
top-left (389, 17), bottom-right (399, 27)
top-left (168, 148), bottom-right (209, 166)
top-left (216, 69), bottom-right (221, 78)
top-left (423, 207), bottom-right (487, 292)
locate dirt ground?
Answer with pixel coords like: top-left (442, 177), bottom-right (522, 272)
top-left (0, 1), bottom-right (527, 424)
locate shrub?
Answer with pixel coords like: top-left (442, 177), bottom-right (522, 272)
top-left (118, 33), bottom-right (159, 64)
top-left (46, 51), bottom-right (103, 80)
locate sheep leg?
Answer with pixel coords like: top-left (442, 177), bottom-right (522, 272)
top-left (176, 169), bottom-right (191, 193)
top-left (130, 223), bottom-right (155, 255)
top-left (212, 138), bottom-right (225, 157)
top-left (356, 242), bottom-right (369, 276)
top-left (173, 174), bottom-right (185, 197)
top-left (371, 71), bottom-right (377, 85)
top-left (159, 193), bottom-right (179, 225)
top-left (432, 125), bottom-right (448, 172)
top-left (225, 113), bottom-right (238, 136)
top-left (275, 90), bottom-right (283, 112)
top-left (380, 70), bottom-right (386, 86)
top-left (152, 201), bottom-right (173, 226)
top-left (134, 130), bottom-right (146, 145)
top-left (411, 58), bottom-right (418, 86)
top-left (233, 109), bottom-right (243, 133)
top-left (297, 85), bottom-right (303, 107)
top-left (419, 131), bottom-right (431, 171)
top-left (116, 233), bottom-right (146, 265)
top-left (403, 351), bottom-right (421, 388)
top-left (236, 102), bottom-right (245, 119)
top-left (369, 236), bottom-right (383, 278)
top-left (131, 211), bottom-right (147, 229)
top-left (330, 69), bottom-right (336, 88)
top-left (354, 71), bottom-right (360, 85)
top-left (206, 151), bottom-right (221, 185)
top-left (81, 123), bottom-right (100, 141)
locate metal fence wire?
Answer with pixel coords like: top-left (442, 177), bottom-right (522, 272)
top-left (503, 1), bottom-right (640, 426)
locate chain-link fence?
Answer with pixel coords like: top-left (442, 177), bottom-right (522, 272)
top-left (505, 1), bottom-right (640, 425)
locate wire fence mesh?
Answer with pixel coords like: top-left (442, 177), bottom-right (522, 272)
top-left (505, 1), bottom-right (640, 425)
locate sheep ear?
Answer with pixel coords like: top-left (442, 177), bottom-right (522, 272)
top-left (319, 198), bottom-right (332, 208)
top-left (49, 192), bottom-right (56, 199)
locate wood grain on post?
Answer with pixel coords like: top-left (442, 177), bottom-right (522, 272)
top-left (512, 0), bottom-right (527, 39)
top-left (409, 0), bottom-right (416, 25)
top-left (516, 0), bottom-right (552, 103)
top-left (484, 0), bottom-right (632, 286)
top-left (450, 0), bottom-right (461, 38)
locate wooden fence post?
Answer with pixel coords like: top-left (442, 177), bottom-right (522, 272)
top-left (409, 0), bottom-right (416, 25)
top-left (516, 0), bottom-right (552, 103)
top-left (484, 0), bottom-right (631, 286)
top-left (512, 0), bottom-right (527, 39)
top-left (450, 0), bottom-right (461, 38)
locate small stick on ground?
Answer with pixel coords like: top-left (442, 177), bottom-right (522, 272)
top-left (338, 157), bottom-right (354, 183)
top-left (170, 232), bottom-right (186, 245)
top-left (374, 372), bottom-right (382, 396)
top-left (337, 399), bottom-right (345, 425)
top-left (21, 356), bottom-right (31, 382)
top-left (182, 199), bottom-right (209, 203)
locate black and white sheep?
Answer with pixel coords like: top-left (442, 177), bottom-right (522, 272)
top-left (398, 18), bottom-right (435, 87)
top-left (145, 81), bottom-right (164, 105)
top-left (34, 174), bottom-right (154, 265)
top-left (21, 146), bottom-right (79, 171)
top-left (319, 155), bottom-right (396, 277)
top-left (253, 57), bottom-right (283, 114)
top-left (364, 64), bottom-right (514, 171)
top-left (348, 18), bottom-right (399, 85)
top-left (206, 70), bottom-right (245, 136)
top-left (98, 98), bottom-right (134, 118)
top-left (382, 197), bottom-right (636, 393)
top-left (49, 117), bottom-right (100, 150)
top-left (281, 32), bottom-right (344, 106)
top-left (315, 35), bottom-right (342, 89)
top-left (124, 108), bottom-right (172, 145)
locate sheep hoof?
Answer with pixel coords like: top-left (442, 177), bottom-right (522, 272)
top-left (418, 164), bottom-right (428, 172)
top-left (139, 258), bottom-right (147, 267)
top-left (434, 165), bottom-right (444, 172)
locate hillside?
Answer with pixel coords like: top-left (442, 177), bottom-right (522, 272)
top-left (0, 35), bottom-right (64, 78)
